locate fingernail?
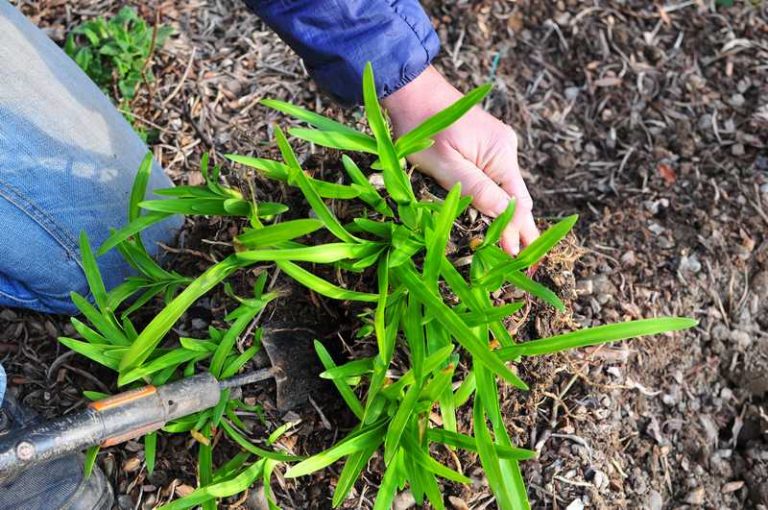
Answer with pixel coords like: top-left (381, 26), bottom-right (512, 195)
top-left (503, 227), bottom-right (520, 256)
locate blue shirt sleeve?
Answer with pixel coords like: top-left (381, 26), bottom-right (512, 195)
top-left (244, 0), bottom-right (441, 105)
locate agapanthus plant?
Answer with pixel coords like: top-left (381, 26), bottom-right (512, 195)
top-left (62, 63), bottom-right (696, 509)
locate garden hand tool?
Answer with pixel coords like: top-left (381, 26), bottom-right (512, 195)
top-left (0, 325), bottom-right (320, 482)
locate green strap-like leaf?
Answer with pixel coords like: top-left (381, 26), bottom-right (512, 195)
top-left (394, 83), bottom-right (492, 158)
top-left (332, 447), bottom-right (377, 507)
top-left (319, 357), bottom-right (375, 380)
top-left (129, 152), bottom-right (154, 222)
top-left (457, 302), bottom-right (524, 326)
top-left (315, 340), bottom-right (364, 419)
top-left (394, 264), bottom-right (528, 390)
top-left (277, 260), bottom-right (378, 302)
top-left (79, 231), bottom-right (109, 312)
top-left (119, 349), bottom-right (206, 385)
top-left (402, 294), bottom-right (425, 382)
top-left (225, 155), bottom-right (289, 180)
top-left (69, 292), bottom-right (128, 345)
top-left (227, 154), bottom-right (360, 199)
top-left (237, 243), bottom-right (376, 264)
top-left (383, 379), bottom-right (422, 463)
top-left (374, 254), bottom-right (392, 363)
top-left (362, 62), bottom-right (414, 204)
top-left (210, 300), bottom-right (265, 378)
top-left (212, 452), bottom-right (252, 483)
top-left (83, 446), bottom-right (100, 479)
top-left (220, 345), bottom-right (261, 380)
top-left (144, 432), bottom-right (157, 475)
top-left (499, 317), bottom-right (697, 359)
top-left (478, 214), bottom-right (578, 285)
top-left (341, 155), bottom-right (393, 216)
top-left (236, 219), bottom-right (324, 249)
top-left (154, 186), bottom-right (221, 199)
top-left (424, 184), bottom-right (461, 285)
top-left (352, 218), bottom-right (393, 239)
top-left (98, 212), bottom-right (171, 256)
top-left (372, 448), bottom-right (404, 510)
top-left (427, 429), bottom-right (537, 460)
top-left (58, 338), bottom-right (121, 370)
top-left (120, 255), bottom-right (244, 372)
top-left (402, 435), bottom-right (471, 484)
top-left (506, 270), bottom-right (564, 311)
top-left (261, 98), bottom-right (369, 137)
top-left (288, 127), bottom-right (378, 154)
top-left (381, 344), bottom-right (454, 399)
top-left (70, 317), bottom-right (110, 345)
top-left (219, 420), bottom-right (300, 462)
top-left (157, 458), bottom-right (266, 510)
top-left (116, 238), bottom-right (180, 282)
top-left (285, 421), bottom-right (386, 478)
top-left (473, 396), bottom-right (516, 510)
top-left (138, 197), bottom-right (267, 217)
top-left (273, 126), bottom-right (359, 243)
top-left (475, 248), bottom-right (565, 310)
top-left (492, 420), bottom-right (531, 510)
top-left (482, 199), bottom-right (516, 248)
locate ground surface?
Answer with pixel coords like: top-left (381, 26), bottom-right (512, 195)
top-left (3, 1), bottom-right (768, 509)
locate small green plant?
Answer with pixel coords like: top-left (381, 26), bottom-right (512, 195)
top-left (60, 154), bottom-right (293, 510)
top-left (64, 6), bottom-right (172, 140)
top-left (63, 63), bottom-right (696, 509)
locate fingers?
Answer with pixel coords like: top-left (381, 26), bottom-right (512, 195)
top-left (420, 154), bottom-right (526, 254)
top-left (516, 213), bottom-right (540, 246)
top-left (427, 156), bottom-right (514, 219)
top-left (489, 131), bottom-right (540, 249)
top-left (502, 182), bottom-right (538, 248)
top-left (408, 126), bottom-right (538, 256)
top-left (500, 224), bottom-right (520, 255)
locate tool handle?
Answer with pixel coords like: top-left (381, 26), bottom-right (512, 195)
top-left (0, 373), bottom-right (220, 481)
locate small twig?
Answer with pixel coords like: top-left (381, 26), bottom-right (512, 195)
top-left (749, 183), bottom-right (768, 226)
top-left (162, 47), bottom-right (196, 107)
top-left (308, 395), bottom-right (332, 430)
top-left (61, 364), bottom-right (111, 394)
top-left (156, 241), bottom-right (216, 263)
top-left (47, 350), bottom-right (76, 380)
top-left (118, 108), bottom-right (168, 132)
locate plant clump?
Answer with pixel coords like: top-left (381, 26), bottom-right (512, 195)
top-left (62, 63), bottom-right (696, 509)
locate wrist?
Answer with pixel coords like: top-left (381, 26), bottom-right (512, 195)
top-left (382, 66), bottom-right (463, 132)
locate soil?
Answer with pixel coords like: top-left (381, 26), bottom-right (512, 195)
top-left (3, 1), bottom-right (767, 509)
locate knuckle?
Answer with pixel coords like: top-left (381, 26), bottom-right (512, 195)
top-left (466, 180), bottom-right (496, 206)
top-left (515, 192), bottom-right (534, 211)
top-left (484, 125), bottom-right (520, 176)
top-left (465, 179), bottom-right (489, 200)
top-left (506, 125), bottom-right (519, 147)
top-left (495, 124), bottom-right (518, 151)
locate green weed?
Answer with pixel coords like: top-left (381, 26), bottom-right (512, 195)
top-left (62, 63), bottom-right (696, 508)
top-left (64, 6), bottom-right (172, 141)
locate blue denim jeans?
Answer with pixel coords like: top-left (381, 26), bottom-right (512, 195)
top-left (0, 3), bottom-right (182, 401)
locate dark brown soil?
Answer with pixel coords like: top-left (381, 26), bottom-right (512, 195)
top-left (3, 1), bottom-right (767, 509)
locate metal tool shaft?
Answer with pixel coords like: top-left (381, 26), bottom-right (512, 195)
top-left (218, 366), bottom-right (279, 389)
top-left (0, 373), bottom-right (225, 481)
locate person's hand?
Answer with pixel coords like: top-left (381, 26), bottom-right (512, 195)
top-left (382, 66), bottom-right (538, 255)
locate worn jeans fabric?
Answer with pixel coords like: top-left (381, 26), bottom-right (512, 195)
top-left (0, 1), bottom-right (182, 317)
top-left (0, 364), bottom-right (5, 406)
